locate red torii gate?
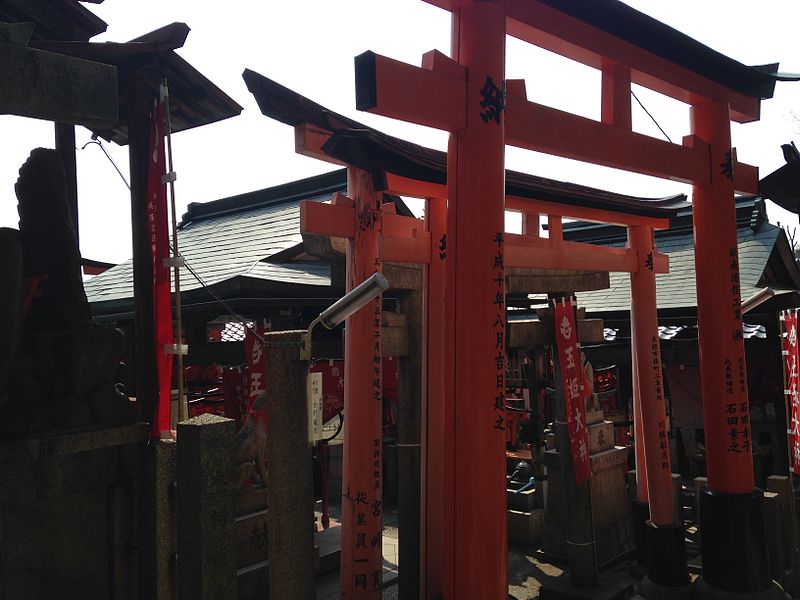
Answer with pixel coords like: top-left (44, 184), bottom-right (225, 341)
top-left (244, 59), bottom-right (700, 594)
top-left (351, 0), bottom-right (776, 597)
top-left (300, 150), bottom-right (680, 600)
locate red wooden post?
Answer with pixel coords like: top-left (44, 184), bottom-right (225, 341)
top-left (445, 4), bottom-right (507, 598)
top-left (420, 194), bottom-right (450, 599)
top-left (631, 335), bottom-right (649, 502)
top-left (629, 224), bottom-right (688, 586)
top-left (691, 100), bottom-right (772, 593)
top-left (340, 168), bottom-right (384, 599)
top-left (691, 101), bottom-right (754, 495)
top-left (629, 225), bottom-right (674, 526)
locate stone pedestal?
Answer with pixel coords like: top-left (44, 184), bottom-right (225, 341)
top-left (543, 443), bottom-right (634, 566)
top-left (0, 424), bottom-right (148, 599)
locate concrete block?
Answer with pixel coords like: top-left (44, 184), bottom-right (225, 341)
top-left (589, 446), bottom-right (628, 472)
top-left (586, 408), bottom-right (605, 426)
top-left (508, 508), bottom-right (544, 547)
top-left (588, 421), bottom-right (614, 455)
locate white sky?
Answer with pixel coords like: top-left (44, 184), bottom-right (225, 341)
top-left (2, 0), bottom-right (800, 263)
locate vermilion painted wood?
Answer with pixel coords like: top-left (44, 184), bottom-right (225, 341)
top-left (300, 200), bottom-right (354, 239)
top-left (691, 101), bottom-right (755, 494)
top-left (505, 233), bottom-right (670, 274)
top-left (505, 94), bottom-right (711, 185)
top-left (421, 195), bottom-right (449, 598)
top-left (422, 0), bottom-right (761, 122)
top-left (294, 123), bottom-right (345, 166)
top-left (632, 342), bottom-right (649, 502)
top-left (629, 225), bottom-right (676, 525)
top-left (358, 52), bottom-right (466, 132)
top-left (601, 61), bottom-right (633, 130)
top-left (304, 200), bottom-right (670, 273)
top-left (340, 168), bottom-right (384, 599)
top-left (445, 5), bottom-right (508, 598)
top-left (504, 196), bottom-right (672, 230)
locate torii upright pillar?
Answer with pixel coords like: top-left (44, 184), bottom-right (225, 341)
top-left (340, 168), bottom-right (385, 599)
top-left (691, 100), bottom-right (773, 596)
top-left (628, 225), bottom-right (688, 590)
top-left (443, 5), bottom-right (508, 598)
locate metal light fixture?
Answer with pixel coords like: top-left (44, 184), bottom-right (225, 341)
top-left (300, 272), bottom-right (390, 359)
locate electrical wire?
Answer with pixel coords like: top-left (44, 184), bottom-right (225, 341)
top-left (169, 243), bottom-right (266, 343)
top-left (79, 135), bottom-right (264, 343)
top-left (631, 90), bottom-right (673, 144)
top-left (80, 138), bottom-right (131, 190)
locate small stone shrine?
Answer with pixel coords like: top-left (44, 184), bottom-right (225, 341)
top-left (543, 387), bottom-right (634, 566)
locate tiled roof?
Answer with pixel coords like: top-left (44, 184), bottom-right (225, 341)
top-left (85, 171), bottom-right (345, 310)
top-left (576, 223), bottom-right (784, 313)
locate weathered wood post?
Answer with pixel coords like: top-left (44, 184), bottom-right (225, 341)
top-left (177, 414), bottom-right (236, 600)
top-left (264, 330), bottom-right (314, 600)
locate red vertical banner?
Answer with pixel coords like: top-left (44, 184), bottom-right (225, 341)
top-left (245, 323), bottom-right (267, 428)
top-left (783, 310), bottom-right (800, 474)
top-left (554, 299), bottom-right (592, 483)
top-left (148, 82), bottom-right (173, 437)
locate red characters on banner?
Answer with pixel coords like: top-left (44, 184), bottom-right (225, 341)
top-left (245, 323), bottom-right (267, 429)
top-left (783, 310), bottom-right (800, 474)
top-left (554, 299), bottom-right (592, 484)
top-left (148, 83), bottom-right (173, 437)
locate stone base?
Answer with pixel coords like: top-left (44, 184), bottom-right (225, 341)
top-left (508, 508), bottom-right (544, 546)
top-left (543, 446), bottom-right (635, 566)
top-left (691, 576), bottom-right (789, 600)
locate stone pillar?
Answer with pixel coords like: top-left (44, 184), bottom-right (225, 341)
top-left (177, 414), bottom-right (236, 600)
top-left (138, 439), bottom-right (177, 600)
top-left (264, 330), bottom-right (314, 600)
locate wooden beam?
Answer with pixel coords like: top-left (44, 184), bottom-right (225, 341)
top-left (299, 200), bottom-right (354, 239)
top-left (294, 123), bottom-right (344, 166)
top-left (422, 0), bottom-right (762, 122)
top-left (505, 233), bottom-right (669, 273)
top-left (383, 235), bottom-right (431, 265)
top-left (355, 51), bottom-right (466, 131)
top-left (506, 268), bottom-right (609, 294)
top-left (505, 93), bottom-right (710, 185)
top-left (505, 195), bottom-right (672, 230)
top-left (384, 173), bottom-right (446, 199)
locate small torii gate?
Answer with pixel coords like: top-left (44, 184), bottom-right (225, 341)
top-left (350, 1), bottom-right (775, 597)
top-left (243, 69), bottom-right (688, 598)
top-left (297, 127), bottom-right (681, 598)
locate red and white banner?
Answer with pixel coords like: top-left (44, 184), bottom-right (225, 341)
top-left (148, 82), bottom-right (173, 437)
top-left (782, 310), bottom-right (800, 475)
top-left (554, 299), bottom-right (592, 483)
top-left (244, 323), bottom-right (267, 428)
